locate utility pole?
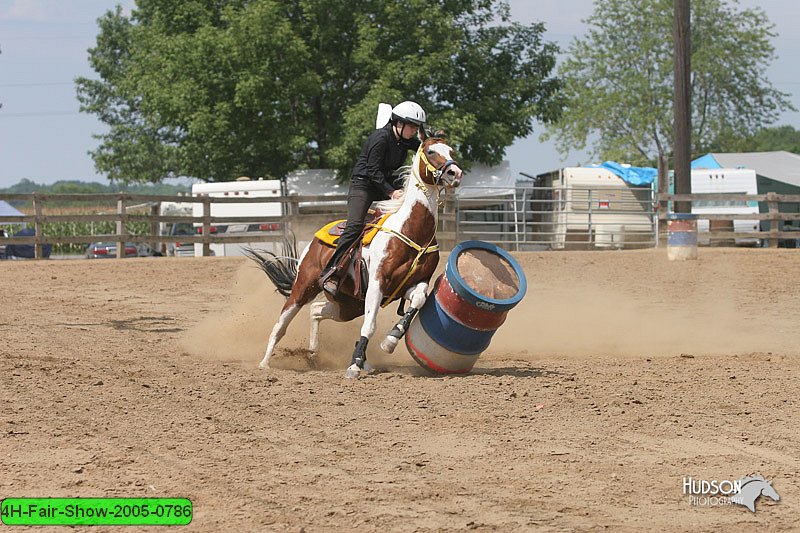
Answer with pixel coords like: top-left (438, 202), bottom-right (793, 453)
top-left (673, 0), bottom-right (691, 213)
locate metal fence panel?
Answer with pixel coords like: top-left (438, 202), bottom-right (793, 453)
top-left (450, 185), bottom-right (657, 251)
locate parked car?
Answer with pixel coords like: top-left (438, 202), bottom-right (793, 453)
top-left (3, 227), bottom-right (52, 258)
top-left (85, 242), bottom-right (139, 259)
top-left (165, 222), bottom-right (195, 257)
top-left (0, 228), bottom-right (8, 258)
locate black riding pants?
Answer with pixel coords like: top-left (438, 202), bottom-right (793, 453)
top-left (325, 177), bottom-right (384, 270)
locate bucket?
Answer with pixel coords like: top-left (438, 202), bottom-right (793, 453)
top-left (405, 241), bottom-right (527, 374)
top-left (667, 213), bottom-right (698, 260)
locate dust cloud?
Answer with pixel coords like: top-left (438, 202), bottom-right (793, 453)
top-left (178, 262), bottom-right (415, 371)
top-left (180, 250), bottom-right (799, 369)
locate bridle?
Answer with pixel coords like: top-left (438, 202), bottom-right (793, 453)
top-left (415, 142), bottom-right (460, 206)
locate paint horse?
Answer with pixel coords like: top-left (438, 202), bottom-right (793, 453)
top-left (247, 136), bottom-right (462, 378)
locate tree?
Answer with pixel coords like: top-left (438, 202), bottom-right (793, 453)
top-left (544, 0), bottom-right (794, 166)
top-left (749, 125), bottom-right (800, 154)
top-left (77, 0), bottom-right (563, 183)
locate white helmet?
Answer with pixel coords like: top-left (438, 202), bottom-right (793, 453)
top-left (390, 101), bottom-right (426, 126)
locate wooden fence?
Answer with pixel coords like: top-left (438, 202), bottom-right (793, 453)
top-left (1, 191), bottom-right (798, 258)
top-left (0, 192), bottom-right (355, 259)
top-left (658, 192), bottom-right (800, 248)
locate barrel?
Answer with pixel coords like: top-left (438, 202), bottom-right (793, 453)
top-left (405, 240), bottom-right (527, 374)
top-left (667, 213), bottom-right (698, 261)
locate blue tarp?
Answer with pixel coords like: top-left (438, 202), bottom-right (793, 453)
top-left (594, 161), bottom-right (657, 186)
top-left (691, 154), bottom-right (722, 169)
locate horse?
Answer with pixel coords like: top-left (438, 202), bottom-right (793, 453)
top-left (730, 475), bottom-right (780, 512)
top-left (246, 136), bottom-right (462, 378)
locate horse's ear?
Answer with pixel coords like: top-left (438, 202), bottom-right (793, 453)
top-left (433, 128), bottom-right (447, 139)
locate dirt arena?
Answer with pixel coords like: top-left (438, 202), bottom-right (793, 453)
top-left (1, 247), bottom-right (799, 531)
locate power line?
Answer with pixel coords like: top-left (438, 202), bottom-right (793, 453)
top-left (0, 82), bottom-right (75, 88)
top-left (0, 111), bottom-right (81, 117)
top-left (0, 35), bottom-right (95, 41)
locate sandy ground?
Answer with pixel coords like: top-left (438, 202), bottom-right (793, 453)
top-left (1, 247), bottom-right (799, 532)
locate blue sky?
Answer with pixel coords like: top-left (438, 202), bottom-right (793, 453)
top-left (0, 0), bottom-right (798, 188)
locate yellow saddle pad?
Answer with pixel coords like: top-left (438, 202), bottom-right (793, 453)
top-left (314, 213), bottom-right (392, 248)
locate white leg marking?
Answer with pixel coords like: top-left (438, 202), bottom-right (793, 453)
top-left (308, 300), bottom-right (337, 354)
top-left (407, 282), bottom-right (429, 310)
top-left (359, 281), bottom-right (383, 341)
top-left (381, 282), bottom-right (428, 353)
top-left (380, 335), bottom-right (399, 354)
top-left (344, 364), bottom-right (362, 379)
top-left (259, 304), bottom-right (299, 369)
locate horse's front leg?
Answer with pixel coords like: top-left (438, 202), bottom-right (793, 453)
top-left (344, 284), bottom-right (384, 379)
top-left (380, 282), bottom-right (428, 353)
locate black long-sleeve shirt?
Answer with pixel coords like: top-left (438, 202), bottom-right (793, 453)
top-left (351, 123), bottom-right (421, 198)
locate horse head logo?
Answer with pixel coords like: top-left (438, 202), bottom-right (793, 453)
top-left (730, 475), bottom-right (780, 513)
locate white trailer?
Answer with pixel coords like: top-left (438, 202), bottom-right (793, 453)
top-left (690, 168), bottom-right (759, 245)
top-left (548, 167), bottom-right (655, 249)
top-left (191, 178), bottom-right (283, 257)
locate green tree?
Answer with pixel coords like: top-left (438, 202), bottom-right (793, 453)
top-left (77, 0), bottom-right (562, 183)
top-left (744, 125), bottom-right (800, 154)
top-left (545, 0), bottom-right (794, 165)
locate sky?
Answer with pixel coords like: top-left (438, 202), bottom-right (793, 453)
top-left (0, 0), bottom-right (798, 188)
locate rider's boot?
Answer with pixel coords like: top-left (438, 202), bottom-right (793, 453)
top-left (320, 264), bottom-right (342, 297)
top-left (320, 238), bottom-right (360, 297)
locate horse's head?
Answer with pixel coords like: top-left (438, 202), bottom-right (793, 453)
top-left (761, 480), bottom-right (780, 502)
top-left (417, 137), bottom-right (462, 189)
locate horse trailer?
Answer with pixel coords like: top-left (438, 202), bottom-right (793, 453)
top-left (191, 178), bottom-right (284, 257)
top-left (538, 167), bottom-right (656, 250)
top-left (690, 168), bottom-right (760, 245)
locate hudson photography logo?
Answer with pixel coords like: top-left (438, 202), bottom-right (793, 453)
top-left (682, 475), bottom-right (780, 512)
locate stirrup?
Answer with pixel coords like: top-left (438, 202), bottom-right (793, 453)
top-left (322, 276), bottom-right (339, 297)
top-left (320, 267), bottom-right (340, 296)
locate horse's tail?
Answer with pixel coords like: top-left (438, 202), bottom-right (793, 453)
top-left (244, 235), bottom-right (299, 298)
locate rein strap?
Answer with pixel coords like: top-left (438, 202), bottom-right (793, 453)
top-left (366, 223), bottom-right (439, 307)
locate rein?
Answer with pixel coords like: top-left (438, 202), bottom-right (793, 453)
top-left (365, 223), bottom-right (439, 307)
top-left (415, 145), bottom-right (458, 207)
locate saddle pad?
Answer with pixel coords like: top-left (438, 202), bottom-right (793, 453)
top-left (314, 213), bottom-right (392, 248)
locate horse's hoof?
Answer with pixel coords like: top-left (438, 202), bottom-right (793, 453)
top-left (258, 358), bottom-right (270, 369)
top-left (380, 336), bottom-right (399, 353)
top-left (344, 364), bottom-right (361, 379)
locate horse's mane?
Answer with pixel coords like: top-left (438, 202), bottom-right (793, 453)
top-left (375, 165), bottom-right (412, 214)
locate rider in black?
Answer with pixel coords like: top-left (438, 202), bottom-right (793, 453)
top-left (320, 101), bottom-right (426, 296)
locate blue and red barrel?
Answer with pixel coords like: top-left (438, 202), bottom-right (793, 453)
top-left (405, 240), bottom-right (527, 374)
top-left (667, 213), bottom-right (698, 260)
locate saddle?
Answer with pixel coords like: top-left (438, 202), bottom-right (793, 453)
top-left (313, 210), bottom-right (391, 248)
top-left (315, 210), bottom-right (392, 301)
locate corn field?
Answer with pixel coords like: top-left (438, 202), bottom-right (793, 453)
top-left (2, 205), bottom-right (153, 255)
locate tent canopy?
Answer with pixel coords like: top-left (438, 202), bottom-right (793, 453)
top-left (286, 162), bottom-right (518, 201)
top-left (456, 161), bottom-right (516, 198)
top-left (0, 200), bottom-right (26, 225)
